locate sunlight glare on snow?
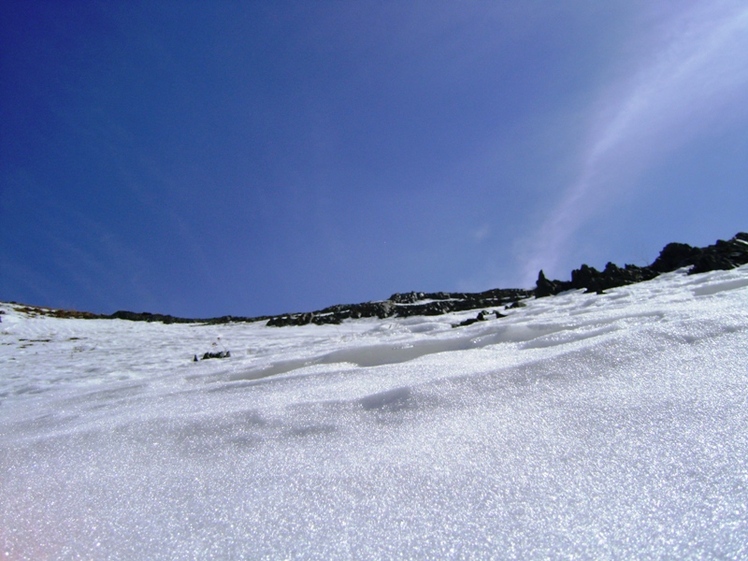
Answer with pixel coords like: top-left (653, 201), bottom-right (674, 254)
top-left (1, 266), bottom-right (747, 559)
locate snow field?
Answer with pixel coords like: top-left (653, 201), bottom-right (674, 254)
top-left (1, 266), bottom-right (747, 559)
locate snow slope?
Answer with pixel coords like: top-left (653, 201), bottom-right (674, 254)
top-left (1, 266), bottom-right (748, 560)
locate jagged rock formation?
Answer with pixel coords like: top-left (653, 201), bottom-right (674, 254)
top-left (265, 289), bottom-right (530, 327)
top-left (12, 233), bottom-right (745, 327)
top-left (266, 229), bottom-right (748, 326)
top-left (535, 232), bottom-right (748, 296)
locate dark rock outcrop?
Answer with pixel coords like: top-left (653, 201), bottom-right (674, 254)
top-left (452, 309), bottom-right (506, 328)
top-left (24, 232), bottom-right (742, 326)
top-left (650, 242), bottom-right (702, 273)
top-left (266, 288), bottom-right (531, 327)
top-left (690, 234), bottom-right (748, 273)
top-left (193, 351), bottom-right (231, 361)
top-left (535, 232), bottom-right (748, 296)
top-left (535, 270), bottom-right (561, 297)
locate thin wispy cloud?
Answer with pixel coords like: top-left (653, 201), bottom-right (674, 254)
top-left (521, 1), bottom-right (748, 284)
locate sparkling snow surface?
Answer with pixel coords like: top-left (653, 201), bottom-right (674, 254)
top-left (2, 267), bottom-right (748, 560)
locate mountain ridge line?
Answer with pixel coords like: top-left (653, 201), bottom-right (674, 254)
top-left (4, 232), bottom-right (747, 327)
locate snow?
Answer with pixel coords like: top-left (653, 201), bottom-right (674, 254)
top-left (1, 266), bottom-right (748, 560)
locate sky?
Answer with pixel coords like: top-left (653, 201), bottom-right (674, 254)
top-left (2, 0), bottom-right (747, 318)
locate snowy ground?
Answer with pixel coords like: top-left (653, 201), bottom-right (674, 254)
top-left (2, 266), bottom-right (748, 560)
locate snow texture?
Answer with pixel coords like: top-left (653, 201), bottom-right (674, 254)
top-left (1, 266), bottom-right (748, 560)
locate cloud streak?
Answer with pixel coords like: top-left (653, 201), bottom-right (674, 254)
top-left (521, 1), bottom-right (748, 284)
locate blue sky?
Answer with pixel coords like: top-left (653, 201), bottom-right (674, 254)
top-left (2, 1), bottom-right (747, 318)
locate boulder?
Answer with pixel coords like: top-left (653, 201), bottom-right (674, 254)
top-left (452, 309), bottom-right (506, 328)
top-left (650, 242), bottom-right (702, 273)
top-left (689, 235), bottom-right (748, 274)
top-left (194, 351), bottom-right (231, 361)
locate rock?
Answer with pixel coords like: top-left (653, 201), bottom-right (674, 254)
top-left (388, 291), bottom-right (426, 304)
top-left (689, 235), bottom-right (748, 274)
top-left (571, 264), bottom-right (600, 291)
top-left (313, 314), bottom-right (342, 325)
top-left (109, 310), bottom-right (203, 324)
top-left (197, 351), bottom-right (231, 360)
top-left (532, 233), bottom-right (748, 297)
top-left (650, 242), bottom-right (702, 273)
top-left (452, 309), bottom-right (506, 328)
top-left (569, 262), bottom-right (657, 293)
top-left (649, 234), bottom-right (748, 275)
top-left (63, 232), bottom-right (748, 328)
top-left (535, 270), bottom-right (569, 297)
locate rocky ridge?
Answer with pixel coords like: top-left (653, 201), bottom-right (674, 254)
top-left (5, 233), bottom-right (747, 328)
top-left (265, 288), bottom-right (530, 327)
top-left (535, 232), bottom-right (748, 296)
